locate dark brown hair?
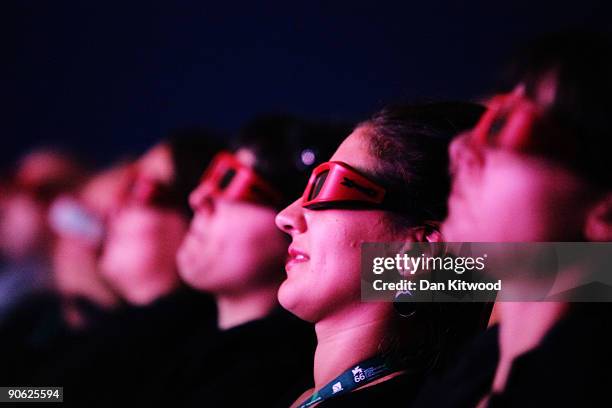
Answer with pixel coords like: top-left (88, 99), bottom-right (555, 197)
top-left (359, 102), bottom-right (485, 230)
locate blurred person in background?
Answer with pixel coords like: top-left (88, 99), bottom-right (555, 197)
top-left (0, 161), bottom-right (131, 383)
top-left (0, 148), bottom-right (86, 323)
top-left (275, 103), bottom-right (488, 407)
top-left (147, 115), bottom-right (348, 407)
top-left (29, 129), bottom-right (224, 405)
top-left (413, 31), bottom-right (612, 407)
top-left (100, 140), bottom-right (196, 305)
top-left (49, 161), bottom-right (134, 328)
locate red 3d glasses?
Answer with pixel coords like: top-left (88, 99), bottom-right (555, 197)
top-left (471, 91), bottom-right (543, 150)
top-left (196, 151), bottom-right (284, 207)
top-left (301, 161), bottom-right (391, 210)
top-left (127, 176), bottom-right (182, 209)
top-left (470, 90), bottom-right (581, 172)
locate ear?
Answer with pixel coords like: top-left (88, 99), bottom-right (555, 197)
top-left (584, 193), bottom-right (612, 241)
top-left (406, 221), bottom-right (444, 243)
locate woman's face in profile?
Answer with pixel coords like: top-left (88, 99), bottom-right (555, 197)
top-left (275, 127), bottom-right (407, 323)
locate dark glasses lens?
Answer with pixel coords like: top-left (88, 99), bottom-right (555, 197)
top-left (218, 168), bottom-right (236, 190)
top-left (126, 177), bottom-right (181, 209)
top-left (308, 170), bottom-right (329, 201)
top-left (487, 113), bottom-right (509, 143)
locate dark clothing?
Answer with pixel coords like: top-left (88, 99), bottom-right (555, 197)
top-left (0, 258), bottom-right (52, 326)
top-left (412, 325), bottom-right (499, 408)
top-left (0, 293), bottom-right (111, 385)
top-left (26, 288), bottom-right (217, 407)
top-left (413, 304), bottom-right (612, 408)
top-left (165, 308), bottom-right (316, 407)
top-left (488, 304), bottom-right (612, 408)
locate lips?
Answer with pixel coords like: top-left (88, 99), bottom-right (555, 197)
top-left (286, 246), bottom-right (309, 270)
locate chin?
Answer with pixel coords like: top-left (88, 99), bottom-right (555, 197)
top-left (277, 280), bottom-right (294, 309)
top-left (277, 282), bottom-right (313, 322)
top-left (186, 275), bottom-right (209, 292)
top-left (177, 263), bottom-right (202, 288)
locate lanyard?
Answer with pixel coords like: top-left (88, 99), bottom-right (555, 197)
top-left (297, 356), bottom-right (397, 408)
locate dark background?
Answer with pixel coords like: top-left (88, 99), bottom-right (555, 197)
top-left (4, 1), bottom-right (611, 167)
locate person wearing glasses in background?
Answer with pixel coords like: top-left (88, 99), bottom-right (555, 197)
top-left (412, 32), bottom-right (612, 408)
top-left (142, 115), bottom-right (347, 407)
top-left (0, 149), bottom-right (86, 324)
top-left (25, 130), bottom-right (222, 406)
top-left (0, 149), bottom-right (89, 384)
top-left (274, 102), bottom-right (489, 407)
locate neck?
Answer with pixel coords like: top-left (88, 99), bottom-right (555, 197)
top-left (131, 275), bottom-right (180, 306)
top-left (216, 284), bottom-right (279, 330)
top-left (493, 301), bottom-right (568, 392)
top-left (313, 303), bottom-right (394, 390)
top-left (77, 271), bottom-right (122, 311)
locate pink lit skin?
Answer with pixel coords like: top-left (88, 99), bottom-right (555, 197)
top-left (0, 150), bottom-right (82, 260)
top-left (443, 82), bottom-right (599, 243)
top-left (0, 193), bottom-right (45, 259)
top-left (100, 144), bottom-right (187, 306)
top-left (442, 83), bottom-right (612, 398)
top-left (275, 127), bottom-right (440, 394)
top-left (443, 130), bottom-right (594, 243)
top-left (53, 163), bottom-right (132, 307)
top-left (275, 128), bottom-right (406, 324)
top-left (177, 195), bottom-right (287, 294)
top-left (177, 148), bottom-right (288, 330)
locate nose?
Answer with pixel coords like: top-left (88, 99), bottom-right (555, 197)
top-left (449, 131), bottom-right (483, 175)
top-left (275, 198), bottom-right (307, 235)
top-left (189, 183), bottom-right (214, 214)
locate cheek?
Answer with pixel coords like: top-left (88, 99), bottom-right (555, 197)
top-left (479, 168), bottom-right (532, 238)
top-left (512, 174), bottom-right (589, 240)
top-left (177, 213), bottom-right (231, 287)
top-left (468, 161), bottom-right (585, 241)
top-left (185, 206), bottom-right (286, 289)
top-left (315, 236), bottom-right (361, 285)
top-left (156, 213), bottom-right (188, 258)
top-left (449, 162), bottom-right (536, 242)
top-left (103, 209), bottom-right (186, 279)
top-left (280, 214), bottom-right (382, 321)
top-left (102, 236), bottom-right (157, 283)
top-left (181, 214), bottom-right (220, 263)
top-left (304, 217), bottom-right (362, 292)
top-left (1, 199), bottom-right (44, 247)
top-left (225, 218), bottom-right (287, 280)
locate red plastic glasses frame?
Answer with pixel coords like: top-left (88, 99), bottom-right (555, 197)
top-left (301, 161), bottom-right (387, 209)
top-left (471, 91), bottom-right (543, 151)
top-left (197, 151), bottom-right (284, 207)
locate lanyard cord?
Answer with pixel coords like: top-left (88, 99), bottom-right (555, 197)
top-left (297, 355), bottom-right (399, 408)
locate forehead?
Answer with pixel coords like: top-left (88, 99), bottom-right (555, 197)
top-left (235, 148), bottom-right (257, 167)
top-left (137, 144), bottom-right (174, 183)
top-left (329, 127), bottom-right (378, 174)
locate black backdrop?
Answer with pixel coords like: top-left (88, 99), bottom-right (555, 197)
top-left (4, 0), bottom-right (611, 166)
